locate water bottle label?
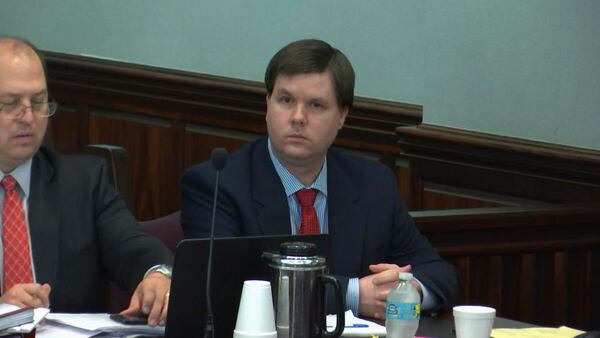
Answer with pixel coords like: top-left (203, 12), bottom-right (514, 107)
top-left (385, 301), bottom-right (420, 320)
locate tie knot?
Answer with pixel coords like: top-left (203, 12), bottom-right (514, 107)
top-left (1, 175), bottom-right (17, 192)
top-left (295, 188), bottom-right (317, 207)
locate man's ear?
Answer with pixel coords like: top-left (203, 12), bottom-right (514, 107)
top-left (265, 94), bottom-right (271, 121)
top-left (338, 107), bottom-right (349, 129)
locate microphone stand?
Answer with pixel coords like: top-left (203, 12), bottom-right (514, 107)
top-left (204, 169), bottom-right (219, 338)
top-left (204, 148), bottom-right (227, 338)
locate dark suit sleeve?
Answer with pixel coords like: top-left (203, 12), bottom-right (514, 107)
top-left (180, 164), bottom-right (214, 239)
top-left (93, 159), bottom-right (172, 292)
top-left (180, 164), bottom-right (245, 239)
top-left (329, 156), bottom-right (457, 312)
top-left (330, 202), bottom-right (457, 313)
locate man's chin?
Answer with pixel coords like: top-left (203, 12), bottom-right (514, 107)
top-left (280, 150), bottom-right (322, 166)
top-left (10, 146), bottom-right (40, 163)
top-left (280, 147), bottom-right (310, 160)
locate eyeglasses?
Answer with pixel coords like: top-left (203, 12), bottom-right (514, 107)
top-left (0, 100), bottom-right (58, 119)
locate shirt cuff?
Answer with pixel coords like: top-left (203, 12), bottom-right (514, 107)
top-left (414, 278), bottom-right (435, 311)
top-left (347, 277), bottom-right (434, 314)
top-left (346, 277), bottom-right (360, 315)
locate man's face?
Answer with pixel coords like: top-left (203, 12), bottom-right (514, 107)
top-left (266, 71), bottom-right (347, 170)
top-left (0, 48), bottom-right (48, 172)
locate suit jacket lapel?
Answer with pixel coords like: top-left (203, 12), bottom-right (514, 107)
top-left (28, 150), bottom-right (61, 287)
top-left (251, 139), bottom-right (291, 235)
top-left (327, 151), bottom-right (366, 277)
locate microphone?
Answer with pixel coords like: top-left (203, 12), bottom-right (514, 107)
top-left (211, 147), bottom-right (228, 171)
top-left (205, 147), bottom-right (228, 338)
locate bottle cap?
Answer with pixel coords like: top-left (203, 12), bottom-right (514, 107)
top-left (399, 272), bottom-right (413, 280)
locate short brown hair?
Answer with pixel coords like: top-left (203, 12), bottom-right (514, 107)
top-left (264, 39), bottom-right (355, 110)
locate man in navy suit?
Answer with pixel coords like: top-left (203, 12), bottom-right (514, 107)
top-left (0, 36), bottom-right (172, 326)
top-left (181, 39), bottom-right (457, 318)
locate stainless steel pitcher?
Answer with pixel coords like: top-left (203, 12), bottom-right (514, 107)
top-left (264, 242), bottom-right (345, 338)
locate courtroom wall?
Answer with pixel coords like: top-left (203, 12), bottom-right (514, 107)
top-left (1, 0), bottom-right (599, 149)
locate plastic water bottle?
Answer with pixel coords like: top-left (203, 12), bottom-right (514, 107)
top-left (385, 272), bottom-right (420, 338)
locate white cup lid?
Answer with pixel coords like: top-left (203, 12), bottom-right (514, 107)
top-left (453, 305), bottom-right (496, 319)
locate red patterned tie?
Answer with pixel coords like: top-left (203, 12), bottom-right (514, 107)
top-left (296, 188), bottom-right (320, 234)
top-left (2, 175), bottom-right (33, 293)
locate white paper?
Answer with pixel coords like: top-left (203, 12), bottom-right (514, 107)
top-left (36, 320), bottom-right (97, 338)
top-left (327, 310), bottom-right (387, 337)
top-left (45, 313), bottom-right (164, 335)
top-left (0, 303), bottom-right (21, 316)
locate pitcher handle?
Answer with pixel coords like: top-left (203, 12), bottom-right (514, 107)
top-left (318, 275), bottom-right (345, 338)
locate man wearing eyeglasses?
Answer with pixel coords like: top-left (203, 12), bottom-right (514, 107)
top-left (0, 36), bottom-right (173, 326)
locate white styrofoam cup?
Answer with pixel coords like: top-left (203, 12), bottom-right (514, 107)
top-left (233, 280), bottom-right (277, 338)
top-left (453, 305), bottom-right (496, 338)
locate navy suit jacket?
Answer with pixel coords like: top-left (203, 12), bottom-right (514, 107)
top-left (27, 146), bottom-right (173, 312)
top-left (181, 138), bottom-right (457, 310)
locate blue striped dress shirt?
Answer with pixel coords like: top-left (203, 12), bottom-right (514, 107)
top-left (267, 139), bottom-right (360, 314)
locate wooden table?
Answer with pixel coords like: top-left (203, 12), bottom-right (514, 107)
top-left (416, 316), bottom-right (534, 338)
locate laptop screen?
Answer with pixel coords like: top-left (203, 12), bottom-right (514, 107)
top-left (165, 234), bottom-right (330, 338)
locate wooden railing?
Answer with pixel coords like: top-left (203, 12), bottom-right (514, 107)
top-left (412, 204), bottom-right (600, 330)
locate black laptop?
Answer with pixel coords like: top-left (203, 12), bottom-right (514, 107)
top-left (164, 234), bottom-right (330, 338)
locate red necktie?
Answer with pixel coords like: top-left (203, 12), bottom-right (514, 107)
top-left (295, 188), bottom-right (320, 234)
top-left (2, 175), bottom-right (33, 293)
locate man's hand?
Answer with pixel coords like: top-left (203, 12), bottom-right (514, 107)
top-left (121, 272), bottom-right (171, 326)
top-left (0, 283), bottom-right (51, 308)
top-left (358, 263), bottom-right (411, 319)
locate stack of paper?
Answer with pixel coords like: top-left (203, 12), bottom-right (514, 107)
top-left (0, 303), bottom-right (34, 331)
top-left (45, 313), bottom-right (164, 337)
top-left (1, 308), bottom-right (50, 336)
top-left (492, 326), bottom-right (586, 338)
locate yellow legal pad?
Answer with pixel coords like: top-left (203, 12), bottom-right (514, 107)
top-left (492, 326), bottom-right (585, 338)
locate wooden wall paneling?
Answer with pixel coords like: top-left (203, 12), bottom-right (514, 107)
top-left (588, 249), bottom-right (597, 330)
top-left (562, 250), bottom-right (587, 329)
top-left (537, 252), bottom-right (555, 326)
top-left (420, 183), bottom-right (508, 210)
top-left (468, 256), bottom-right (488, 305)
top-left (401, 159), bottom-right (513, 211)
top-left (87, 109), bottom-right (179, 219)
top-left (392, 158), bottom-right (413, 208)
top-left (450, 257), bottom-right (470, 304)
top-left (182, 124), bottom-right (260, 170)
top-left (488, 255), bottom-right (504, 310)
top-left (408, 161), bottom-right (425, 210)
top-left (415, 205), bottom-right (600, 257)
top-left (518, 253), bottom-right (537, 324)
top-left (553, 252), bottom-right (568, 326)
top-left (397, 124), bottom-right (600, 204)
top-left (413, 157), bottom-right (597, 204)
top-left (412, 204), bottom-right (600, 329)
top-left (396, 155), bottom-right (512, 210)
top-left (499, 254), bottom-right (521, 323)
top-left (468, 256), bottom-right (501, 307)
top-left (397, 124), bottom-right (600, 183)
top-left (48, 103), bottom-right (88, 153)
top-left (565, 249), bottom-right (595, 330)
